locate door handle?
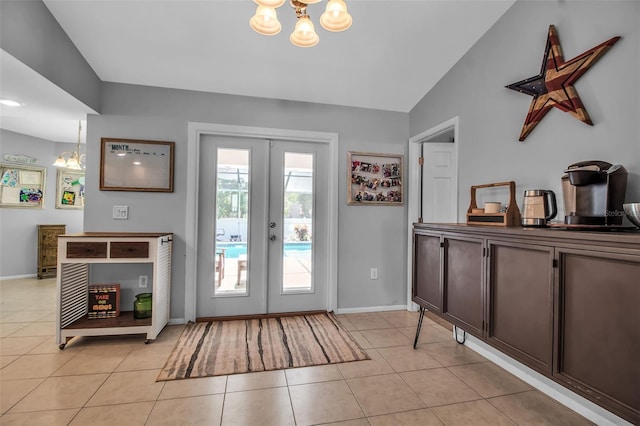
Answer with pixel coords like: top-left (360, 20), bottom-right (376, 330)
top-left (269, 234), bottom-right (276, 241)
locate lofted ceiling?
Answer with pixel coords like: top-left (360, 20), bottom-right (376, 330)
top-left (0, 0), bottom-right (516, 143)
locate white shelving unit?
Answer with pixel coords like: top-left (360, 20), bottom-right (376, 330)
top-left (56, 232), bottom-right (172, 349)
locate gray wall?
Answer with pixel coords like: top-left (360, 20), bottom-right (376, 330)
top-left (0, 130), bottom-right (84, 277)
top-left (410, 1), bottom-right (640, 218)
top-left (85, 83), bottom-right (409, 318)
top-left (0, 0), bottom-right (101, 112)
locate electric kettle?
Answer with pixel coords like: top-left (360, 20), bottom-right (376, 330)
top-left (522, 190), bottom-right (557, 227)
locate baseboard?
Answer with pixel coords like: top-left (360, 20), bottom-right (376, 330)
top-left (0, 274), bottom-right (37, 280)
top-left (168, 318), bottom-right (186, 325)
top-left (335, 304), bottom-right (407, 314)
top-left (463, 334), bottom-right (632, 426)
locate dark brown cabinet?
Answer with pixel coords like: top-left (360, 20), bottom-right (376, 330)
top-left (412, 232), bottom-right (442, 314)
top-left (555, 248), bottom-right (640, 422)
top-left (442, 235), bottom-right (484, 338)
top-left (412, 223), bottom-right (640, 424)
top-left (487, 240), bottom-right (555, 375)
top-left (37, 224), bottom-right (66, 278)
top-left (413, 230), bottom-right (484, 338)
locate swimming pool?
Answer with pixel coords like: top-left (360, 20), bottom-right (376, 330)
top-left (216, 241), bottom-right (312, 258)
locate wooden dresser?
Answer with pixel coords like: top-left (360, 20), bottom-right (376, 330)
top-left (37, 224), bottom-right (66, 278)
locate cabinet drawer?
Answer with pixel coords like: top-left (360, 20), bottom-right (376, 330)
top-left (67, 242), bottom-right (108, 258)
top-left (110, 242), bottom-right (149, 258)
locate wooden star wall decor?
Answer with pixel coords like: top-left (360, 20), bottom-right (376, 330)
top-left (506, 25), bottom-right (620, 141)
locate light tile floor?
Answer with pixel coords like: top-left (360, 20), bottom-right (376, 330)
top-left (0, 277), bottom-right (594, 425)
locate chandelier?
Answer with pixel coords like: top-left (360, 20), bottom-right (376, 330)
top-left (53, 121), bottom-right (85, 170)
top-left (250, 0), bottom-right (352, 48)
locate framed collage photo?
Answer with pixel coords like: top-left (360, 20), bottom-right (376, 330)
top-left (348, 151), bottom-right (403, 206)
top-left (0, 163), bottom-right (46, 209)
top-left (56, 169), bottom-right (85, 209)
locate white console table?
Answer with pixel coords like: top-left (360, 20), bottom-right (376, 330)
top-left (56, 232), bottom-right (172, 348)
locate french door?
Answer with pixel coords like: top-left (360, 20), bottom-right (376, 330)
top-left (196, 135), bottom-right (328, 318)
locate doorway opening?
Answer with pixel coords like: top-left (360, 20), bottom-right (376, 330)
top-left (406, 117), bottom-right (459, 308)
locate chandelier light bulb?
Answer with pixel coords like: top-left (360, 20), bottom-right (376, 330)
top-left (290, 15), bottom-right (319, 47)
top-left (53, 156), bottom-right (67, 167)
top-left (320, 0), bottom-right (352, 32)
top-left (250, 5), bottom-right (282, 35)
top-left (66, 155), bottom-right (81, 170)
top-left (253, 0), bottom-right (285, 8)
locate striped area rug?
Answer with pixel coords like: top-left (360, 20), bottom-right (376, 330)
top-left (157, 312), bottom-right (369, 381)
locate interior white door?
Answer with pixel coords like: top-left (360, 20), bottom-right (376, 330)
top-left (422, 142), bottom-right (458, 222)
top-left (196, 136), bottom-right (328, 318)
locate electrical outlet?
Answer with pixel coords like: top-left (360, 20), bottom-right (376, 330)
top-left (138, 275), bottom-right (148, 288)
top-left (370, 268), bottom-right (378, 280)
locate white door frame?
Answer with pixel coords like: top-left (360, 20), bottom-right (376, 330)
top-left (185, 122), bottom-right (339, 322)
top-left (406, 116), bottom-right (459, 310)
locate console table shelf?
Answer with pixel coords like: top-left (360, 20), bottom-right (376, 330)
top-left (63, 311), bottom-right (152, 329)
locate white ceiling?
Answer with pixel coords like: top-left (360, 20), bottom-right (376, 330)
top-left (0, 0), bottom-right (516, 143)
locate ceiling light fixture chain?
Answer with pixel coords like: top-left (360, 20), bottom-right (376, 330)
top-left (249, 0), bottom-right (352, 48)
top-left (53, 120), bottom-right (86, 170)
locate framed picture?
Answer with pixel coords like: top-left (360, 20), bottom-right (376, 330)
top-left (100, 138), bottom-right (174, 192)
top-left (0, 163), bottom-right (46, 209)
top-left (56, 169), bottom-right (85, 209)
top-left (348, 151), bottom-right (403, 205)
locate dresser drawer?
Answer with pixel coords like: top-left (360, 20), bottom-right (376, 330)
top-left (110, 242), bottom-right (149, 258)
top-left (67, 242), bottom-right (108, 258)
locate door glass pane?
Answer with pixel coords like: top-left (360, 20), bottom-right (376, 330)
top-left (214, 148), bottom-right (249, 295)
top-left (282, 152), bottom-right (313, 292)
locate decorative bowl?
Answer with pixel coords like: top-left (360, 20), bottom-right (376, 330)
top-left (623, 203), bottom-right (640, 228)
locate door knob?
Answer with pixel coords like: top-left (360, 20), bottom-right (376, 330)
top-left (269, 234), bottom-right (276, 241)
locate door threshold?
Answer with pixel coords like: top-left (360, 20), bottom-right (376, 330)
top-left (196, 310), bottom-right (330, 322)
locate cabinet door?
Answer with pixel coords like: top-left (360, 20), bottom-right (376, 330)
top-left (412, 231), bottom-right (442, 313)
top-left (555, 248), bottom-right (640, 424)
top-left (442, 234), bottom-right (484, 337)
top-left (487, 240), bottom-right (554, 374)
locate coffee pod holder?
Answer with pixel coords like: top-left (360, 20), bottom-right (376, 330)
top-left (467, 181), bottom-right (521, 227)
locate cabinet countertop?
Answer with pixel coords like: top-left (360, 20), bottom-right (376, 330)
top-left (60, 232), bottom-right (173, 238)
top-left (413, 222), bottom-right (640, 249)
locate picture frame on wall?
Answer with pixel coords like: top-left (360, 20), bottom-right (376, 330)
top-left (0, 162), bottom-right (46, 209)
top-left (100, 138), bottom-right (175, 192)
top-left (56, 169), bottom-right (85, 209)
top-left (347, 151), bottom-right (403, 205)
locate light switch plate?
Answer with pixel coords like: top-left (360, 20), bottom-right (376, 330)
top-left (113, 205), bottom-right (128, 219)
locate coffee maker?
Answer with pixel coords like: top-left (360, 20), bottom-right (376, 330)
top-left (561, 160), bottom-right (628, 226)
